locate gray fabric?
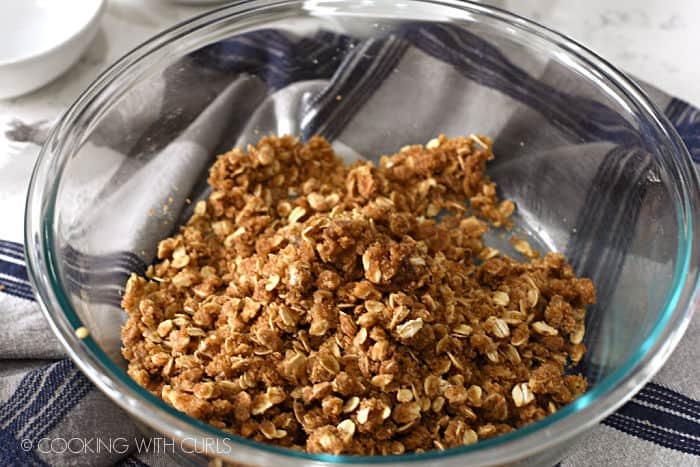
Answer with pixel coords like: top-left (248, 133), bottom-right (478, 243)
top-left (564, 425), bottom-right (700, 467)
top-left (0, 300), bottom-right (65, 359)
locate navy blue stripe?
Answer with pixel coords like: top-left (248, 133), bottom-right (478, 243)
top-left (665, 97), bottom-right (700, 163)
top-left (63, 274), bottom-right (123, 307)
top-left (617, 400), bottom-right (699, 439)
top-left (0, 273), bottom-right (33, 289)
top-left (603, 413), bottom-right (700, 456)
top-left (63, 270), bottom-right (125, 293)
top-left (0, 239), bottom-right (23, 254)
top-left (22, 370), bottom-right (93, 441)
top-left (0, 427), bottom-right (47, 467)
top-left (0, 270), bottom-right (31, 288)
top-left (0, 258), bottom-right (29, 282)
top-left (191, 24), bottom-right (685, 150)
top-left (565, 147), bottom-right (650, 383)
top-left (62, 261), bottom-right (132, 288)
top-left (0, 249), bottom-right (125, 306)
top-left (0, 281), bottom-right (35, 302)
top-left (0, 367), bottom-right (47, 425)
top-left (637, 383), bottom-right (700, 420)
top-left (665, 97), bottom-right (686, 117)
top-left (0, 239), bottom-right (141, 304)
top-left (303, 35), bottom-right (409, 141)
top-left (0, 246), bottom-right (24, 261)
top-left (191, 28), bottom-right (358, 91)
top-left (306, 23), bottom-right (642, 145)
top-left (0, 360), bottom-right (93, 463)
top-left (63, 245), bottom-right (146, 273)
top-left (0, 268), bottom-right (35, 299)
top-left (302, 37), bottom-right (378, 138)
top-left (403, 24), bottom-right (638, 145)
top-left (577, 150), bottom-right (648, 282)
top-left (0, 269), bottom-right (34, 300)
top-left (323, 38), bottom-right (410, 141)
top-left (4, 360), bottom-right (74, 436)
top-left (302, 33), bottom-right (368, 112)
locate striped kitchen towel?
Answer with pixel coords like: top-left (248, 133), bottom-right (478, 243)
top-left (1, 22), bottom-right (698, 466)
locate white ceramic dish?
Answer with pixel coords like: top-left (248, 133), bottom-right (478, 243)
top-left (0, 0), bottom-right (105, 99)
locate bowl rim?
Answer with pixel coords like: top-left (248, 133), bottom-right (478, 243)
top-left (24, 0), bottom-right (700, 465)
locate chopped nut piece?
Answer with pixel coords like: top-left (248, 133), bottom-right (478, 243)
top-left (171, 254), bottom-right (190, 269)
top-left (194, 200), bottom-right (207, 216)
top-left (337, 419), bottom-right (356, 439)
top-left (381, 405), bottom-right (392, 420)
top-left (265, 274), bottom-right (280, 291)
top-left (356, 407), bottom-right (370, 425)
top-left (514, 239), bottom-right (535, 258)
top-left (343, 397), bottom-right (360, 413)
top-left (426, 138), bottom-right (441, 149)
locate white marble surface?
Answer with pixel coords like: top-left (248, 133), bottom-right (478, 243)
top-left (483, 0), bottom-right (700, 105)
top-left (1, 0), bottom-right (699, 124)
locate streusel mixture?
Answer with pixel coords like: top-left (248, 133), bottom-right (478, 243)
top-left (121, 134), bottom-right (595, 455)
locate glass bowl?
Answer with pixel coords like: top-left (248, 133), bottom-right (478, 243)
top-left (24, 1), bottom-right (700, 466)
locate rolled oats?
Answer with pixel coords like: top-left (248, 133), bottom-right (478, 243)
top-left (121, 135), bottom-right (595, 456)
top-left (512, 382), bottom-right (535, 407)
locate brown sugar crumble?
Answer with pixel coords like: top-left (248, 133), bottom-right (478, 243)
top-left (121, 134), bottom-right (595, 455)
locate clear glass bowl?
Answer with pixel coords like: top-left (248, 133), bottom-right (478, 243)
top-left (25, 1), bottom-right (700, 466)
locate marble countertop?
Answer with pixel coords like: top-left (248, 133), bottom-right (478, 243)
top-left (1, 0), bottom-right (699, 124)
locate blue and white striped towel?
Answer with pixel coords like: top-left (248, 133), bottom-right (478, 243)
top-left (1, 23), bottom-right (699, 466)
